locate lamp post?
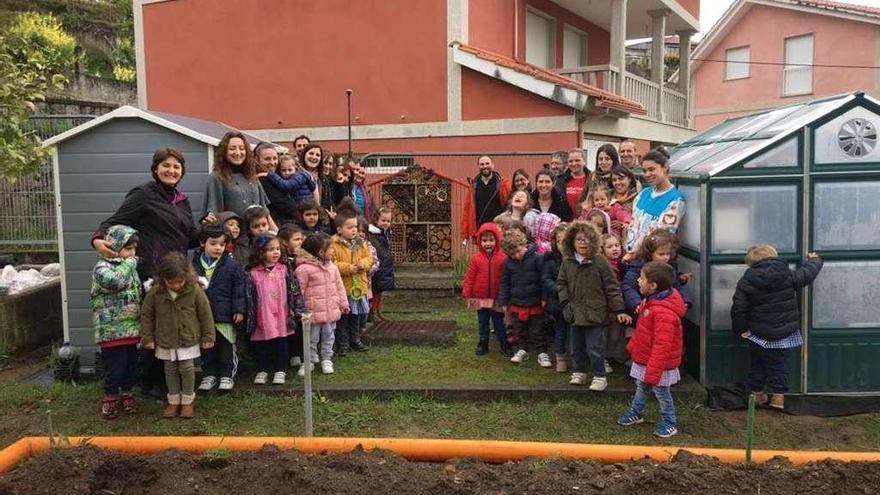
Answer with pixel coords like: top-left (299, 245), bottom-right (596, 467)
top-left (345, 89), bottom-right (353, 157)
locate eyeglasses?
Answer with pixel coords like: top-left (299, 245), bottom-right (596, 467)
top-left (575, 237), bottom-right (590, 243)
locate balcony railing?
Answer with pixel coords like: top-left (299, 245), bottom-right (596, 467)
top-left (556, 64), bottom-right (689, 127)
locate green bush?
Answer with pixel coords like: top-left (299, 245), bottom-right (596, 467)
top-left (4, 11), bottom-right (76, 72)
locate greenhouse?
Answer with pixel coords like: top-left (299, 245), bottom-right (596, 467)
top-left (670, 91), bottom-right (880, 394)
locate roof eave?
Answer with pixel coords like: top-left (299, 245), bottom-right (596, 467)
top-left (452, 44), bottom-right (645, 115)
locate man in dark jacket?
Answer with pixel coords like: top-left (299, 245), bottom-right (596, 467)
top-left (731, 245), bottom-right (823, 410)
top-left (461, 155), bottom-right (511, 241)
top-left (497, 230), bottom-right (550, 368)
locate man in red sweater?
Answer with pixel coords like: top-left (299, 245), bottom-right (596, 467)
top-left (553, 149), bottom-right (589, 216)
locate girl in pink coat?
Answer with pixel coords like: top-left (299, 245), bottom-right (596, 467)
top-left (295, 233), bottom-right (349, 375)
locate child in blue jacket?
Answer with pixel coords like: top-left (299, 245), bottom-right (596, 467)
top-left (193, 224), bottom-right (247, 391)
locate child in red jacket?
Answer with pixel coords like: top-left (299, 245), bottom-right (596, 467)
top-left (617, 261), bottom-right (687, 438)
top-left (461, 222), bottom-right (510, 356)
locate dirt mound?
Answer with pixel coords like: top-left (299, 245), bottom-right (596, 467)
top-left (0, 445), bottom-right (878, 494)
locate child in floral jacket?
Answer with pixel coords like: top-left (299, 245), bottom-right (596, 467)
top-left (90, 225), bottom-right (142, 420)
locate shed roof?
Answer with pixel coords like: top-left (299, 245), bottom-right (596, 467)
top-left (43, 105), bottom-right (287, 152)
top-left (670, 92), bottom-right (875, 176)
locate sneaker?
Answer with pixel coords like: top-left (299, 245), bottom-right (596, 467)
top-left (589, 376), bottom-right (608, 391)
top-left (310, 353), bottom-right (320, 364)
top-left (272, 372), bottom-right (286, 385)
top-left (510, 349), bottom-right (528, 363)
top-left (297, 363), bottom-right (315, 377)
top-left (120, 393), bottom-right (136, 415)
top-left (253, 372), bottom-right (268, 385)
top-left (536, 353), bottom-right (553, 368)
top-left (555, 354), bottom-right (568, 373)
top-left (654, 423), bottom-right (678, 438)
top-left (290, 356), bottom-right (302, 367)
top-left (321, 360), bottom-right (335, 374)
top-left (604, 360), bottom-right (614, 374)
top-left (351, 341), bottom-right (369, 352)
top-left (569, 372), bottom-right (587, 385)
top-left (617, 411), bottom-right (644, 426)
top-left (101, 398), bottom-right (119, 420)
top-left (198, 376), bottom-right (218, 391)
top-left (218, 377), bottom-right (234, 390)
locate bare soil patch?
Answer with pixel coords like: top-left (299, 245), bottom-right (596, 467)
top-left (1, 445), bottom-right (878, 494)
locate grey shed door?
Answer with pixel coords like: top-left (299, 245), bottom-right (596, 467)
top-left (57, 117), bottom-right (210, 370)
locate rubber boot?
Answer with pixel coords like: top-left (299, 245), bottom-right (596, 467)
top-left (475, 338), bottom-right (489, 356)
top-left (555, 353), bottom-right (568, 373)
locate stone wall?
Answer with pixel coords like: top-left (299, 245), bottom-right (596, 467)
top-left (42, 74), bottom-right (136, 115)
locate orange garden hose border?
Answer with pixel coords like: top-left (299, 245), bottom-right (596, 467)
top-left (2, 436), bottom-right (880, 474)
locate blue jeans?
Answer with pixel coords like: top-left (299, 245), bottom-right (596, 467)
top-left (553, 316), bottom-right (569, 354)
top-left (477, 309), bottom-right (507, 343)
top-left (628, 379), bottom-right (676, 428)
top-left (570, 325), bottom-right (606, 375)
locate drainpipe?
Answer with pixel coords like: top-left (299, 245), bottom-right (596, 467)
top-left (513, 0), bottom-right (519, 60)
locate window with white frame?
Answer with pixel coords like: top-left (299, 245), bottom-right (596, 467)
top-left (562, 25), bottom-right (587, 68)
top-left (783, 34), bottom-right (813, 96)
top-left (724, 46), bottom-right (750, 80)
top-left (526, 8), bottom-right (555, 68)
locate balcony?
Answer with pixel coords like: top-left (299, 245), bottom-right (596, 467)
top-left (556, 65), bottom-right (689, 127)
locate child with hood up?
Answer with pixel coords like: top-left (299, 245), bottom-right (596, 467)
top-left (461, 222), bottom-right (510, 356)
top-left (91, 225), bottom-right (142, 420)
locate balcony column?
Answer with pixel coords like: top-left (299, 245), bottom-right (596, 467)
top-left (649, 9), bottom-right (669, 120)
top-left (677, 29), bottom-right (695, 124)
top-left (610, 0), bottom-right (627, 94)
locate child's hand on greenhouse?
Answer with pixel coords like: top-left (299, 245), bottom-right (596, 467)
top-left (807, 252), bottom-right (819, 261)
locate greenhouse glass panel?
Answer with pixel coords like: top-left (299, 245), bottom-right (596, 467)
top-left (710, 264), bottom-right (747, 330)
top-left (669, 145), bottom-right (711, 172)
top-left (742, 137), bottom-right (798, 168)
top-left (814, 106), bottom-right (880, 164)
top-left (679, 140), bottom-right (771, 175)
top-left (814, 181), bottom-right (880, 250)
top-left (813, 261), bottom-right (880, 328)
top-left (678, 185), bottom-right (701, 249)
top-left (755, 96), bottom-right (851, 139)
top-left (711, 185), bottom-right (798, 253)
top-left (678, 256), bottom-right (701, 324)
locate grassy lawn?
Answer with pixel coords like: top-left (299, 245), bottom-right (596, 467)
top-left (1, 296), bottom-right (877, 454)
top-left (0, 382), bottom-right (878, 453)
top-left (305, 296), bottom-right (637, 387)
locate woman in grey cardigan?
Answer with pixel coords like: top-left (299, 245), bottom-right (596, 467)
top-left (203, 131), bottom-right (276, 231)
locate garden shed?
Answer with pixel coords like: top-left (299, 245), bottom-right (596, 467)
top-left (43, 106), bottom-right (284, 374)
top-left (671, 92), bottom-right (880, 394)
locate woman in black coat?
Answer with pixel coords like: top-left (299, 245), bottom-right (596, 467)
top-left (91, 148), bottom-right (201, 280)
top-left (91, 147), bottom-right (203, 399)
top-left (531, 168), bottom-right (573, 222)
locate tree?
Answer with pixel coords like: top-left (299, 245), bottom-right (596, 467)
top-left (0, 12), bottom-right (73, 181)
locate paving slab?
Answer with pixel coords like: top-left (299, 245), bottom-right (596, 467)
top-left (364, 320), bottom-right (457, 347)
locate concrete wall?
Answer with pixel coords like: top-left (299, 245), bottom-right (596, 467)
top-left (58, 118), bottom-right (209, 369)
top-left (693, 5), bottom-right (879, 131)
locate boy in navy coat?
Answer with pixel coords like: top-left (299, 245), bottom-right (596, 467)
top-left (193, 224), bottom-right (247, 391)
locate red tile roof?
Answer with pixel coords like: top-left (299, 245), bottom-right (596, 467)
top-left (790, 0), bottom-right (880, 17)
top-left (453, 42), bottom-right (646, 115)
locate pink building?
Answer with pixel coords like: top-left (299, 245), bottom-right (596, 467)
top-left (134, 0), bottom-right (700, 168)
top-left (693, 0), bottom-right (880, 131)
